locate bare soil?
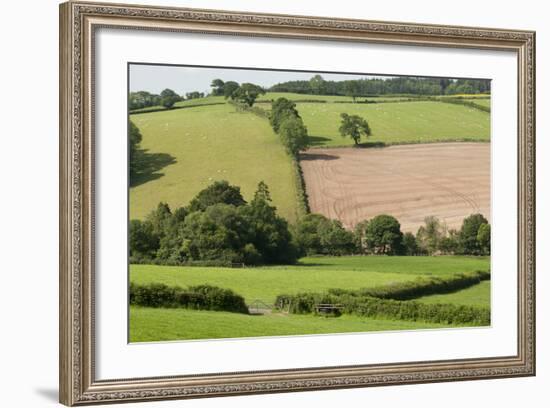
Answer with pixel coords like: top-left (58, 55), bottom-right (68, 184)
top-left (300, 143), bottom-right (490, 233)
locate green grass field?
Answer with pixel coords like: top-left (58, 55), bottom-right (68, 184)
top-left (130, 256), bottom-right (490, 304)
top-left (130, 103), bottom-right (299, 221)
top-left (129, 306), bottom-right (450, 342)
top-left (416, 280), bottom-right (491, 308)
top-left (297, 101), bottom-right (490, 147)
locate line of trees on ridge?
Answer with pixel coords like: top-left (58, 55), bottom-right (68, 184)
top-left (129, 88), bottom-right (207, 110)
top-left (270, 75), bottom-right (491, 99)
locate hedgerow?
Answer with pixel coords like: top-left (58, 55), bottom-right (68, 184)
top-left (274, 270), bottom-right (491, 325)
top-left (274, 291), bottom-right (490, 326)
top-left (329, 270), bottom-right (490, 300)
top-left (130, 282), bottom-right (249, 314)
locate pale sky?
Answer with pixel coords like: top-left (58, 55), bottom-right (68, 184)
top-left (129, 64), bottom-right (390, 95)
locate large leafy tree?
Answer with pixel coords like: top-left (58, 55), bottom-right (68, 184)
top-left (416, 216), bottom-right (445, 255)
top-left (477, 223), bottom-right (491, 255)
top-left (339, 113), bottom-right (371, 145)
top-left (210, 79), bottom-right (225, 96)
top-left (459, 213), bottom-right (489, 255)
top-left (270, 98), bottom-right (300, 132)
top-left (240, 182), bottom-right (298, 264)
top-left (182, 204), bottom-right (254, 263)
top-left (278, 115), bottom-right (309, 157)
top-left (160, 88), bottom-right (180, 108)
top-left (223, 81), bottom-right (240, 99)
top-left (295, 213), bottom-right (355, 256)
top-left (232, 83), bottom-right (266, 107)
top-left (129, 219), bottom-right (159, 260)
top-left (363, 214), bottom-right (404, 255)
top-left (188, 180), bottom-right (247, 213)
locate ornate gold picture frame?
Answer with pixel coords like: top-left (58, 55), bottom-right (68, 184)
top-left (59, 1), bottom-right (535, 405)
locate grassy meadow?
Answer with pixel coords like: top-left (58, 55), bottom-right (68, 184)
top-left (130, 103), bottom-right (299, 221)
top-left (129, 255), bottom-right (490, 341)
top-left (130, 307), bottom-right (449, 342)
top-left (130, 256), bottom-right (490, 304)
top-left (416, 280), bottom-right (491, 308)
top-left (296, 101), bottom-right (490, 147)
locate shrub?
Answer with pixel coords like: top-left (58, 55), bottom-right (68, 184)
top-left (130, 282), bottom-right (249, 314)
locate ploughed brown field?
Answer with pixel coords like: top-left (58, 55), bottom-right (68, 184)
top-left (300, 142), bottom-right (490, 233)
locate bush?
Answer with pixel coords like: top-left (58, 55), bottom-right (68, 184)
top-left (130, 282), bottom-right (249, 314)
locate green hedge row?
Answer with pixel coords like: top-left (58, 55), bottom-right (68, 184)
top-left (437, 97), bottom-right (491, 113)
top-left (229, 101), bottom-right (270, 118)
top-left (256, 99), bottom-right (327, 104)
top-left (275, 292), bottom-right (490, 326)
top-left (328, 270), bottom-right (490, 301)
top-left (129, 256), bottom-right (235, 268)
top-left (130, 283), bottom-right (249, 314)
top-left (291, 157), bottom-right (311, 218)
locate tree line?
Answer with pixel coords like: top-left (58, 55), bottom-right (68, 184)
top-left (130, 181), bottom-right (300, 266)
top-left (270, 75), bottom-right (491, 99)
top-left (130, 179), bottom-right (490, 267)
top-left (129, 89), bottom-right (207, 110)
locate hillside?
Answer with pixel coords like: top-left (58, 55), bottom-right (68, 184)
top-left (130, 103), bottom-right (299, 221)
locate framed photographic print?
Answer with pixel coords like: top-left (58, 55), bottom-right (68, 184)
top-left (59, 1), bottom-right (536, 405)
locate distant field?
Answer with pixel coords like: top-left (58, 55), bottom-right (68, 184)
top-left (297, 101), bottom-right (490, 147)
top-left (130, 103), bottom-right (298, 221)
top-left (130, 256), bottom-right (490, 304)
top-left (129, 306), bottom-right (450, 342)
top-left (416, 280), bottom-right (491, 308)
top-left (301, 143), bottom-right (490, 232)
